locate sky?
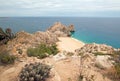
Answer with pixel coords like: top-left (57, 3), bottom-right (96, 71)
top-left (0, 0), bottom-right (120, 17)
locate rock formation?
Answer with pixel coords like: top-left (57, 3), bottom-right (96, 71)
top-left (47, 22), bottom-right (75, 37)
top-left (75, 43), bottom-right (115, 54)
top-left (34, 31), bottom-right (58, 44)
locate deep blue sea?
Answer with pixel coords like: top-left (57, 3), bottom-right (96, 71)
top-left (0, 17), bottom-right (120, 48)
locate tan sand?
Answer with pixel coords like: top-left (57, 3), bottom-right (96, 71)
top-left (56, 37), bottom-right (85, 52)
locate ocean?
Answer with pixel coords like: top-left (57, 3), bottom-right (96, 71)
top-left (0, 17), bottom-right (120, 48)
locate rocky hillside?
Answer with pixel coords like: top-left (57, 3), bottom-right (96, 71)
top-left (0, 22), bottom-right (120, 81)
top-left (74, 43), bottom-right (120, 81)
top-left (4, 22), bottom-right (75, 58)
top-left (6, 31), bottom-right (58, 58)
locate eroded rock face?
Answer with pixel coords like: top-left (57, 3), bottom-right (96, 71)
top-left (47, 22), bottom-right (75, 37)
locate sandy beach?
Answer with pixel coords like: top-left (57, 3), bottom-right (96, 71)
top-left (56, 37), bottom-right (85, 52)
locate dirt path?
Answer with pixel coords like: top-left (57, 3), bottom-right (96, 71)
top-left (0, 56), bottom-right (112, 81)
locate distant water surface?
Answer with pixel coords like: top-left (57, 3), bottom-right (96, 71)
top-left (0, 17), bottom-right (120, 48)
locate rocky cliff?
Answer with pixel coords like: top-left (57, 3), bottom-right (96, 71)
top-left (47, 22), bottom-right (75, 37)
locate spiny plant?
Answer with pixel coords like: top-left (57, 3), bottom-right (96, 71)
top-left (19, 62), bottom-right (51, 81)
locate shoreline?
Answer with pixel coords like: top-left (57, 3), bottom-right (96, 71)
top-left (56, 37), bottom-right (85, 52)
top-left (71, 37), bottom-right (86, 44)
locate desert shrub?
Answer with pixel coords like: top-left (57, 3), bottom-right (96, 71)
top-left (19, 62), bottom-right (51, 81)
top-left (27, 44), bottom-right (59, 59)
top-left (0, 52), bottom-right (16, 64)
top-left (114, 63), bottom-right (120, 79)
top-left (110, 51), bottom-right (120, 80)
top-left (104, 51), bottom-right (120, 81)
top-left (67, 52), bottom-right (74, 56)
top-left (105, 63), bottom-right (120, 81)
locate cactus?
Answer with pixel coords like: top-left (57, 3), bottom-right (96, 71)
top-left (19, 62), bottom-right (51, 81)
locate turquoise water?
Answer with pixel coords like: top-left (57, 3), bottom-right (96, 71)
top-left (0, 17), bottom-right (120, 48)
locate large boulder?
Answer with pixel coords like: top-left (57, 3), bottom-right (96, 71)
top-left (95, 55), bottom-right (114, 69)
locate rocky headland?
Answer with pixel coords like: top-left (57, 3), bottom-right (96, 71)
top-left (0, 22), bottom-right (120, 81)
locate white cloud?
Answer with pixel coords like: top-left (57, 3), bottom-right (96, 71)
top-left (0, 0), bottom-right (120, 16)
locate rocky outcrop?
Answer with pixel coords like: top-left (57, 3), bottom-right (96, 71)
top-left (68, 24), bottom-right (75, 32)
top-left (6, 31), bottom-right (34, 57)
top-left (75, 43), bottom-right (115, 54)
top-left (6, 31), bottom-right (58, 57)
top-left (47, 22), bottom-right (75, 37)
top-left (34, 31), bottom-right (58, 44)
top-left (14, 31), bottom-right (34, 45)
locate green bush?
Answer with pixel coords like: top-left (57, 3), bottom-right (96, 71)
top-left (19, 62), bottom-right (51, 81)
top-left (27, 44), bottom-right (59, 59)
top-left (0, 52), bottom-right (16, 64)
